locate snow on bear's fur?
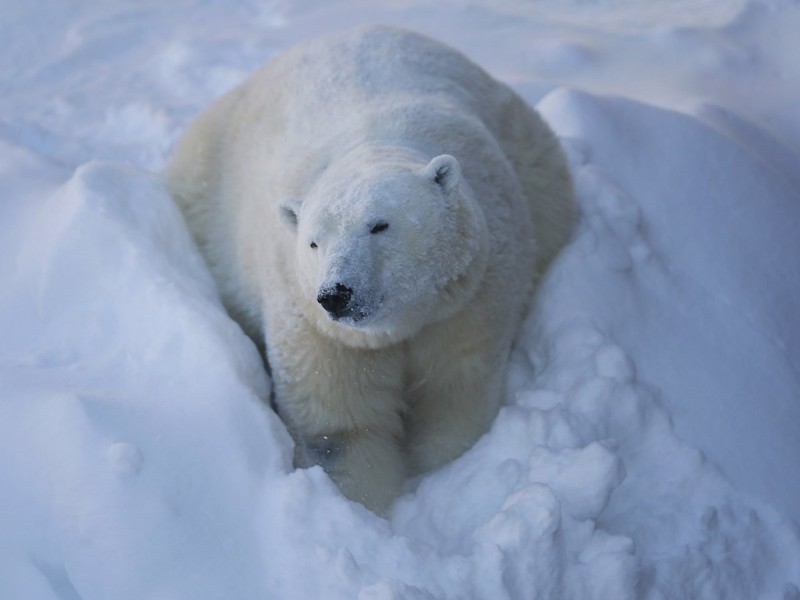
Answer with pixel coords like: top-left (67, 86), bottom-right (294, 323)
top-left (165, 25), bottom-right (575, 514)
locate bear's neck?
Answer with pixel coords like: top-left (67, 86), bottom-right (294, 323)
top-left (431, 178), bottom-right (490, 322)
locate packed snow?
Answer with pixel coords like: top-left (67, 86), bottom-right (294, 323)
top-left (2, 0), bottom-right (799, 598)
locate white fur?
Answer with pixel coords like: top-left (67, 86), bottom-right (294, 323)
top-left (165, 25), bottom-right (575, 514)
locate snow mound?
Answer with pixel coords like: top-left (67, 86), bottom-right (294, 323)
top-left (539, 88), bottom-right (800, 525)
top-left (0, 162), bottom-right (291, 598)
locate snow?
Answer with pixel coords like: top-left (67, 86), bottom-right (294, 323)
top-left (2, 0), bottom-right (799, 598)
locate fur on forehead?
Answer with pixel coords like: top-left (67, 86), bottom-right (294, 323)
top-left (313, 153), bottom-right (460, 210)
top-left (279, 153), bottom-right (461, 232)
top-left (322, 170), bottom-right (418, 215)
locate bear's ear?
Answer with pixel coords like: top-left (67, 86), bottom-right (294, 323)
top-left (422, 154), bottom-right (461, 194)
top-left (278, 197), bottom-right (301, 231)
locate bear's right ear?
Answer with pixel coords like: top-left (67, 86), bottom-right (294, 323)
top-left (278, 197), bottom-right (301, 232)
top-left (422, 154), bottom-right (461, 195)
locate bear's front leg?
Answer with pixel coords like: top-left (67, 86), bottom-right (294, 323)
top-left (269, 317), bottom-right (407, 515)
top-left (404, 312), bottom-right (510, 476)
top-left (296, 426), bottom-right (406, 514)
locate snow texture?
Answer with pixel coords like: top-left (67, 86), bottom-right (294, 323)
top-left (2, 0), bottom-right (799, 598)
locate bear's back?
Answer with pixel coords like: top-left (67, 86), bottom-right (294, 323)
top-left (233, 26), bottom-right (514, 154)
top-left (266, 26), bottom-right (498, 113)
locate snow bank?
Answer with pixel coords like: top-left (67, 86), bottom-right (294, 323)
top-left (3, 0), bottom-right (800, 598)
top-left (0, 161), bottom-right (291, 598)
top-left (538, 88), bottom-right (800, 525)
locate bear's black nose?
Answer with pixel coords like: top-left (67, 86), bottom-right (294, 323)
top-left (317, 283), bottom-right (353, 318)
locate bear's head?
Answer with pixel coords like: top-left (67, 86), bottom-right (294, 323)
top-left (279, 152), bottom-right (489, 346)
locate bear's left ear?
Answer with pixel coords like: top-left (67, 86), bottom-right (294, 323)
top-left (422, 154), bottom-right (461, 195)
top-left (278, 197), bottom-right (302, 232)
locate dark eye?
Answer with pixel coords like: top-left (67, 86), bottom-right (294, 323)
top-left (370, 221), bottom-right (389, 234)
top-left (310, 242), bottom-right (317, 249)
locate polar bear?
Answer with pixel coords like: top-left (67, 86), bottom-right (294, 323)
top-left (165, 25), bottom-right (575, 514)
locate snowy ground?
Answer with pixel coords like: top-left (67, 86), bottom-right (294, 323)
top-left (2, 1), bottom-right (800, 598)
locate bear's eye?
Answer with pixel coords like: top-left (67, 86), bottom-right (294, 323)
top-left (370, 221), bottom-right (389, 234)
top-left (310, 241), bottom-right (318, 249)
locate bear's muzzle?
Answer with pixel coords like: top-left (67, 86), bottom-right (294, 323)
top-left (317, 283), bottom-right (354, 320)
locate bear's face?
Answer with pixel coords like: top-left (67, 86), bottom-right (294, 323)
top-left (279, 154), bottom-right (480, 341)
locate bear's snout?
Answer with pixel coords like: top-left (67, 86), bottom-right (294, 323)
top-left (317, 283), bottom-right (353, 319)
